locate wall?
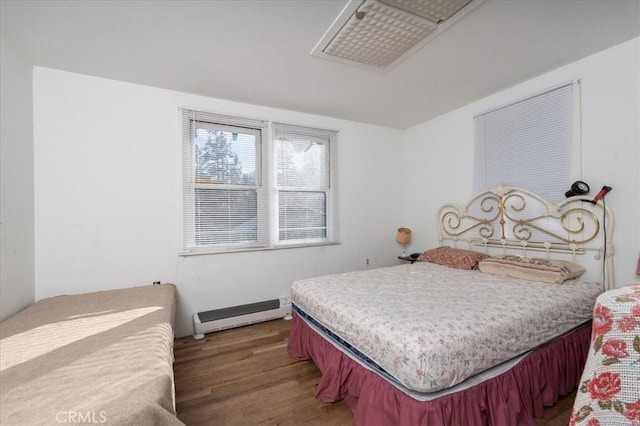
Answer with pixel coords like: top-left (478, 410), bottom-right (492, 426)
top-left (29, 38), bottom-right (640, 337)
top-left (32, 68), bottom-right (405, 336)
top-left (403, 37), bottom-right (640, 287)
top-left (0, 35), bottom-right (36, 320)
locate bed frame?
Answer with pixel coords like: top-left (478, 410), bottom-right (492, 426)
top-left (437, 184), bottom-right (615, 288)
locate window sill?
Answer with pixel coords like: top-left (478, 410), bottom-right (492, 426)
top-left (179, 241), bottom-right (341, 257)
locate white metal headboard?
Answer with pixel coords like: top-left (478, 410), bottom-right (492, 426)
top-left (437, 184), bottom-right (615, 288)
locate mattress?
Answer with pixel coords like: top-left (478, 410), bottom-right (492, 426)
top-left (0, 284), bottom-right (183, 426)
top-left (291, 262), bottom-right (602, 393)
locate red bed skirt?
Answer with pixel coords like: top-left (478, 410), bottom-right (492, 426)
top-left (288, 313), bottom-right (591, 426)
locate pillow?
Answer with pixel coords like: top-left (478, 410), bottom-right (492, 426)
top-left (418, 246), bottom-right (489, 270)
top-left (478, 255), bottom-right (586, 284)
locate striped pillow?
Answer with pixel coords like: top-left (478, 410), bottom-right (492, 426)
top-left (478, 255), bottom-right (586, 284)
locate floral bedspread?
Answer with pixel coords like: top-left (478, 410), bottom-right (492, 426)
top-left (291, 262), bottom-right (602, 393)
top-left (571, 283), bottom-right (640, 425)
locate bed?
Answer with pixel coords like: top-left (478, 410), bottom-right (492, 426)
top-left (0, 284), bottom-right (183, 426)
top-left (288, 185), bottom-right (615, 425)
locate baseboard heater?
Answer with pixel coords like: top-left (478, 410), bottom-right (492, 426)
top-left (192, 297), bottom-right (292, 339)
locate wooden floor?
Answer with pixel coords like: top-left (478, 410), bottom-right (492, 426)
top-left (174, 319), bottom-right (576, 425)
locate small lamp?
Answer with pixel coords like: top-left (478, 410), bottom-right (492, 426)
top-left (396, 227), bottom-right (412, 256)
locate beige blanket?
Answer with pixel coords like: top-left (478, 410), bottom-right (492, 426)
top-left (0, 284), bottom-right (184, 425)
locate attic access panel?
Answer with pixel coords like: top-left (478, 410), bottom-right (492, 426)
top-left (312, 0), bottom-right (481, 70)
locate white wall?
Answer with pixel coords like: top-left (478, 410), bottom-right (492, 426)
top-left (32, 68), bottom-right (405, 336)
top-left (29, 38), bottom-right (640, 337)
top-left (0, 35), bottom-right (35, 320)
top-left (403, 37), bottom-right (640, 287)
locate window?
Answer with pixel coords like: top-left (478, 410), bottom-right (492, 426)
top-left (473, 82), bottom-right (579, 244)
top-left (181, 109), bottom-right (338, 254)
top-left (473, 81), bottom-right (576, 202)
top-left (274, 123), bottom-right (336, 243)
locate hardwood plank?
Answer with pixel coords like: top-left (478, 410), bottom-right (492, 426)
top-left (174, 319), bottom-right (576, 425)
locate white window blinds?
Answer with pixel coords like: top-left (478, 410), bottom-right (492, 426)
top-left (182, 109), bottom-right (269, 253)
top-left (273, 123), bottom-right (337, 244)
top-left (473, 82), bottom-right (574, 202)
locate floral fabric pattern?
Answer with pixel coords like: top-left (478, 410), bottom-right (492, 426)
top-left (417, 246), bottom-right (489, 270)
top-left (291, 262), bottom-right (602, 393)
top-left (571, 283), bottom-right (640, 425)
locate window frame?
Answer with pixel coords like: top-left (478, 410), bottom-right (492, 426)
top-left (473, 81), bottom-right (580, 202)
top-left (193, 121), bottom-right (267, 249)
top-left (472, 81), bottom-right (582, 243)
top-left (272, 123), bottom-right (338, 247)
top-left (180, 109), bottom-right (339, 256)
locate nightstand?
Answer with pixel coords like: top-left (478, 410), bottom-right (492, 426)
top-left (398, 255), bottom-right (419, 264)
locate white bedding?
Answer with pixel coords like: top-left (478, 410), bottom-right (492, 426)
top-left (291, 262), bottom-right (602, 393)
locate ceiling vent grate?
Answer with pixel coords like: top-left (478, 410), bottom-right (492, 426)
top-left (312, 0), bottom-right (481, 70)
top-left (380, 0), bottom-right (470, 22)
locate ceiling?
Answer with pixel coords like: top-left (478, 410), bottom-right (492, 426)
top-left (1, 0), bottom-right (638, 129)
